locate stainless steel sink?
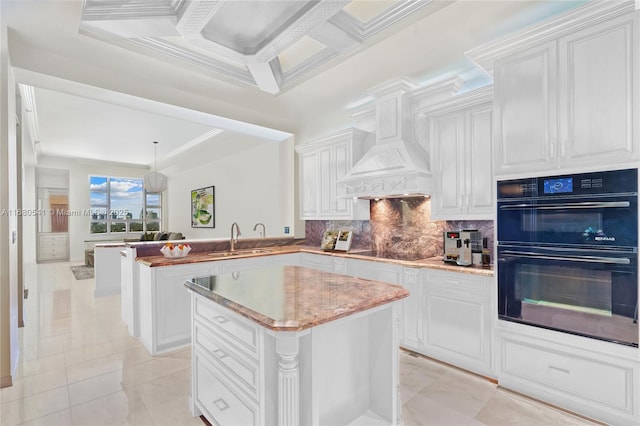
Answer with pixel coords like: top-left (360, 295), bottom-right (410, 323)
top-left (207, 248), bottom-right (273, 258)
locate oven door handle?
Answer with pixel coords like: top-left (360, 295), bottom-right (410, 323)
top-left (501, 250), bottom-right (631, 265)
top-left (499, 201), bottom-right (631, 210)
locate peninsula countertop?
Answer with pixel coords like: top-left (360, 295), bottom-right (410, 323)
top-left (138, 245), bottom-right (494, 276)
top-left (184, 265), bottom-right (409, 331)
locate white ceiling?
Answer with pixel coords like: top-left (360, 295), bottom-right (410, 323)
top-left (3, 0), bottom-right (587, 168)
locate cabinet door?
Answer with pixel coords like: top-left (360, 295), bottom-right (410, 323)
top-left (466, 104), bottom-right (494, 217)
top-left (431, 111), bottom-right (465, 218)
top-left (331, 141), bottom-right (352, 217)
top-left (154, 264), bottom-right (215, 353)
top-left (559, 13), bottom-right (639, 166)
top-left (400, 268), bottom-right (422, 351)
top-left (317, 145), bottom-right (333, 217)
top-left (423, 271), bottom-right (493, 377)
top-left (299, 151), bottom-right (318, 219)
top-left (494, 41), bottom-right (558, 175)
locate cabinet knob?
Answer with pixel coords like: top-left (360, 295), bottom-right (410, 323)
top-left (213, 349), bottom-right (228, 359)
top-left (213, 315), bottom-right (229, 324)
top-left (213, 398), bottom-right (230, 411)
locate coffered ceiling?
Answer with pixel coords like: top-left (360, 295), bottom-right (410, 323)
top-left (4, 0), bottom-right (587, 167)
top-left (79, 0), bottom-right (437, 94)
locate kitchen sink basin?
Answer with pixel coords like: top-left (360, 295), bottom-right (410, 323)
top-left (207, 249), bottom-right (273, 258)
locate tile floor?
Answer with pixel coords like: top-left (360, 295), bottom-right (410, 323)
top-left (1, 262), bottom-right (599, 426)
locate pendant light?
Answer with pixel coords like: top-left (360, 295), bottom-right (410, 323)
top-left (144, 141), bottom-right (167, 193)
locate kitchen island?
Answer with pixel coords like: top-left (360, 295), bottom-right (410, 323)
top-left (185, 265), bottom-right (409, 426)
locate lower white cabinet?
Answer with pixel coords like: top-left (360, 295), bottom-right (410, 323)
top-left (421, 270), bottom-right (494, 378)
top-left (347, 259), bottom-right (404, 284)
top-left (94, 245), bottom-right (123, 297)
top-left (190, 291), bottom-right (402, 426)
top-left (37, 233), bottom-right (69, 262)
top-left (397, 268), bottom-right (494, 379)
top-left (139, 262), bottom-right (216, 355)
top-left (399, 267), bottom-right (423, 352)
top-left (299, 252), bottom-right (337, 272)
top-left (497, 325), bottom-right (639, 425)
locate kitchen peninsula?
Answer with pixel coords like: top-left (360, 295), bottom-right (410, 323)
top-left (184, 265), bottom-right (409, 426)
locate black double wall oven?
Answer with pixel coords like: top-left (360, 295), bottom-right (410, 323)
top-left (497, 168), bottom-right (638, 347)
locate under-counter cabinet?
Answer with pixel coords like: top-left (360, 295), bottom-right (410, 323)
top-left (295, 128), bottom-right (371, 220)
top-left (475, 2), bottom-right (640, 176)
top-left (496, 323), bottom-right (639, 425)
top-left (187, 266), bottom-right (406, 426)
top-left (398, 269), bottom-right (494, 379)
top-left (138, 262), bottom-right (217, 355)
top-left (426, 87), bottom-right (493, 219)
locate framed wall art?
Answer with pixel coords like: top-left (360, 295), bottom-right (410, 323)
top-left (191, 186), bottom-right (215, 228)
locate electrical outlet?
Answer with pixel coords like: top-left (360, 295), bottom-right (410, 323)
top-left (284, 226), bottom-right (290, 234)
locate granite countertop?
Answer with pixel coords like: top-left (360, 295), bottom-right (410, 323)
top-left (137, 245), bottom-right (494, 276)
top-left (185, 265), bottom-right (409, 331)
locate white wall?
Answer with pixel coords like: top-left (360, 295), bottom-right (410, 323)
top-left (31, 133), bottom-right (297, 261)
top-left (0, 23), bottom-right (20, 386)
top-left (165, 135), bottom-right (296, 241)
top-left (33, 156), bottom-right (148, 262)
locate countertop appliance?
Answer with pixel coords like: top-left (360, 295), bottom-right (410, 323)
top-left (497, 168), bottom-right (638, 347)
top-left (443, 230), bottom-right (482, 266)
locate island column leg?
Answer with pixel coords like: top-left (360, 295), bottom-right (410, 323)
top-left (276, 334), bottom-right (300, 426)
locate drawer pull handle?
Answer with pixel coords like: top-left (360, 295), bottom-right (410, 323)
top-left (549, 365), bottom-right (570, 374)
top-left (213, 315), bottom-right (229, 324)
top-left (213, 349), bottom-right (227, 359)
top-left (214, 398), bottom-right (229, 411)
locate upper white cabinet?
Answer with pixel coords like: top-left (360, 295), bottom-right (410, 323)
top-left (493, 42), bottom-right (558, 175)
top-left (470, 2), bottom-right (640, 176)
top-left (295, 128), bottom-right (371, 220)
top-left (427, 87), bottom-right (494, 220)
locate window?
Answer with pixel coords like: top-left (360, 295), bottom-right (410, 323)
top-left (89, 176), bottom-right (161, 234)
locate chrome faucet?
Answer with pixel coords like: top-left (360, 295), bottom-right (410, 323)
top-left (230, 222), bottom-right (241, 251)
top-left (253, 222), bottom-right (266, 238)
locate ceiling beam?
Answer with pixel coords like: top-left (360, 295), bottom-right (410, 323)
top-left (246, 61), bottom-right (281, 95)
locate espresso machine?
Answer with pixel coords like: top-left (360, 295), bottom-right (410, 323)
top-left (443, 230), bottom-right (482, 266)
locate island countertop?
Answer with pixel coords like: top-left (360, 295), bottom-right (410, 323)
top-left (184, 265), bottom-right (409, 331)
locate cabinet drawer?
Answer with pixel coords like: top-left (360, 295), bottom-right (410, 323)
top-left (194, 320), bottom-right (260, 399)
top-left (195, 353), bottom-right (259, 426)
top-left (502, 337), bottom-right (633, 412)
top-left (194, 296), bottom-right (259, 358)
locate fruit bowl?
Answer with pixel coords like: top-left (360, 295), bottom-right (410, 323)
top-left (160, 243), bottom-right (191, 258)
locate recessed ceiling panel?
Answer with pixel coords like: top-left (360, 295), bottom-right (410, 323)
top-left (201, 1), bottom-right (317, 55)
top-left (343, 0), bottom-right (400, 23)
top-left (279, 36), bottom-right (326, 72)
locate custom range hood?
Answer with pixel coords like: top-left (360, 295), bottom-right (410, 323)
top-left (337, 80), bottom-right (432, 199)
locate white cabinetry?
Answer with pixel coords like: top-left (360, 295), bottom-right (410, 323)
top-left (497, 324), bottom-right (639, 425)
top-left (192, 295), bottom-right (262, 425)
top-left (37, 233), bottom-right (69, 262)
top-left (486, 3), bottom-right (640, 176)
top-left (299, 252), bottom-right (337, 273)
top-left (139, 262), bottom-right (217, 355)
top-left (396, 267), bottom-right (494, 378)
top-left (190, 291), bottom-right (402, 426)
top-left (94, 245), bottom-right (123, 297)
top-left (422, 270), bottom-right (494, 378)
top-left (346, 258), bottom-right (403, 285)
top-left (400, 267), bottom-right (422, 352)
top-left (296, 128), bottom-right (371, 220)
top-left (428, 87), bottom-right (494, 219)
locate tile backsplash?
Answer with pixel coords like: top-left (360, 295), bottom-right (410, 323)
top-left (305, 197), bottom-right (494, 260)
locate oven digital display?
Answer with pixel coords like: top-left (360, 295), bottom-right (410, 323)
top-left (544, 178), bottom-right (573, 194)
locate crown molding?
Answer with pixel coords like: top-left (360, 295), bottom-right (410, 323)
top-left (81, 0), bottom-right (177, 20)
top-left (466, 1), bottom-right (637, 75)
